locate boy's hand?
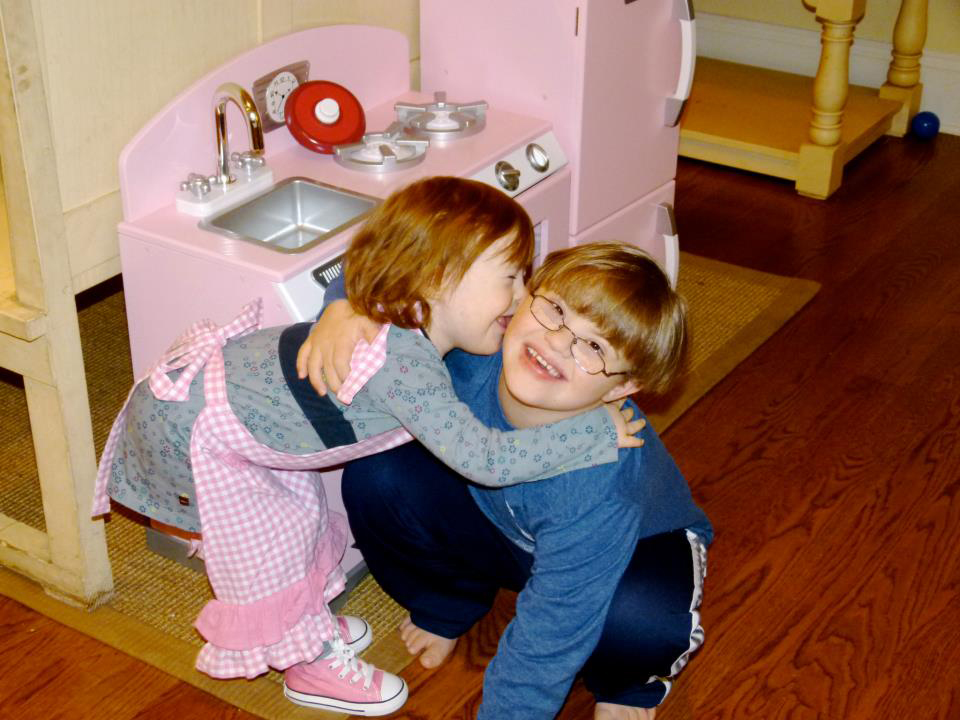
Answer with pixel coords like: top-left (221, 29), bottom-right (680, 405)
top-left (296, 300), bottom-right (381, 398)
top-left (606, 399), bottom-right (646, 449)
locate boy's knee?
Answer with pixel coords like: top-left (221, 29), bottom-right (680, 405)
top-left (585, 613), bottom-right (690, 708)
top-left (593, 530), bottom-right (705, 677)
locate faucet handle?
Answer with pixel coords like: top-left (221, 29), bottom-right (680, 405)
top-left (231, 150), bottom-right (266, 176)
top-left (179, 172), bottom-right (211, 198)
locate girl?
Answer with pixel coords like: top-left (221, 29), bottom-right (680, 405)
top-left (92, 177), bottom-right (642, 716)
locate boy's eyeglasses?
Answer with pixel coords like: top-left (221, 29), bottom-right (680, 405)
top-left (529, 295), bottom-right (627, 377)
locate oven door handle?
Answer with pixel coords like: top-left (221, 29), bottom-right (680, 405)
top-left (664, 0), bottom-right (696, 128)
top-left (657, 202), bottom-right (680, 288)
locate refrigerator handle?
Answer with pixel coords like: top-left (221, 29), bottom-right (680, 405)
top-left (656, 203), bottom-right (680, 288)
top-left (664, 0), bottom-right (696, 128)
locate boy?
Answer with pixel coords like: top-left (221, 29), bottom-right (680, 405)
top-left (305, 242), bottom-right (712, 719)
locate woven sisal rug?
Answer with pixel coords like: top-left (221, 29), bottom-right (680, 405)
top-left (0, 252), bottom-right (818, 719)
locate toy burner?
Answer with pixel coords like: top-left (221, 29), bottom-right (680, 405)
top-left (395, 91), bottom-right (487, 142)
top-left (334, 122), bottom-right (430, 173)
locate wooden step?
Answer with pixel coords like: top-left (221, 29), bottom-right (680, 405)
top-left (680, 58), bottom-right (901, 184)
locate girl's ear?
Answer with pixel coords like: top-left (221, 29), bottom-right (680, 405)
top-left (600, 378), bottom-right (642, 404)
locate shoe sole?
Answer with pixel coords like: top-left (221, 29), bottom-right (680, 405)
top-left (283, 679), bottom-right (408, 716)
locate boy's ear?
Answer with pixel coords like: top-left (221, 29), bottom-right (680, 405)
top-left (601, 378), bottom-right (642, 404)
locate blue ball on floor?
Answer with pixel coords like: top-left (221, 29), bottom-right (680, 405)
top-left (911, 111), bottom-right (940, 140)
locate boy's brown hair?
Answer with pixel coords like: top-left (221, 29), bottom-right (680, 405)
top-left (529, 242), bottom-right (687, 394)
top-left (345, 176), bottom-right (534, 329)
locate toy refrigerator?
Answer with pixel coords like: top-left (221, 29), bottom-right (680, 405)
top-left (420, 0), bottom-right (695, 284)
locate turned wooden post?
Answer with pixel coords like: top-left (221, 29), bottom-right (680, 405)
top-left (886, 0), bottom-right (928, 88)
top-left (797, 0), bottom-right (865, 199)
top-left (879, 0), bottom-right (929, 136)
top-left (808, 17), bottom-right (858, 147)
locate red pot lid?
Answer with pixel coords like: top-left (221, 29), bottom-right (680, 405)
top-left (285, 80), bottom-right (365, 154)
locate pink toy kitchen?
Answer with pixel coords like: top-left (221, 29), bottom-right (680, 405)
top-left (118, 0), bottom-right (695, 582)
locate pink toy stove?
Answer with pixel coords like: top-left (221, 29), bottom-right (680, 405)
top-left (118, 25), bottom-right (574, 575)
top-left (118, 5), bottom-right (694, 579)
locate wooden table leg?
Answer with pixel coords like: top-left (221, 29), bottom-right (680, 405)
top-left (879, 0), bottom-right (929, 136)
top-left (797, 1), bottom-right (866, 199)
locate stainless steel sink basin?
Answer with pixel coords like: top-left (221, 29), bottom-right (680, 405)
top-left (201, 177), bottom-right (378, 253)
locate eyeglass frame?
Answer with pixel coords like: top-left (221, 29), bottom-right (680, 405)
top-left (528, 294), bottom-right (628, 377)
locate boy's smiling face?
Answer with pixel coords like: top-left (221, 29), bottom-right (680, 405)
top-left (498, 289), bottom-right (640, 427)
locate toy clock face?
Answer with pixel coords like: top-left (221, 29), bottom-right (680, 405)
top-left (265, 71), bottom-right (300, 123)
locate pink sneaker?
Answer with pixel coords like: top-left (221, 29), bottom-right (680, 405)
top-left (339, 614), bottom-right (373, 654)
top-left (284, 637), bottom-right (408, 716)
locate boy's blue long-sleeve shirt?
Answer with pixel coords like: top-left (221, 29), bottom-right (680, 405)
top-left (445, 349), bottom-right (712, 719)
top-left (323, 273), bottom-right (713, 718)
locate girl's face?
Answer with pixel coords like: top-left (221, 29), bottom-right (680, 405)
top-left (426, 233), bottom-right (527, 356)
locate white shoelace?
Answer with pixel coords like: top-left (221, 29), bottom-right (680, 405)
top-left (325, 636), bottom-right (375, 690)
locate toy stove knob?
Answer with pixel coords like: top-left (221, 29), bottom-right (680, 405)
top-left (495, 161), bottom-right (521, 191)
top-left (525, 143), bottom-right (550, 173)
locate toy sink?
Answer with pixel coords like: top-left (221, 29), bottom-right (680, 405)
top-left (201, 177), bottom-right (377, 253)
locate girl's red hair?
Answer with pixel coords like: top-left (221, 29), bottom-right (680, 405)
top-left (345, 176), bottom-right (534, 328)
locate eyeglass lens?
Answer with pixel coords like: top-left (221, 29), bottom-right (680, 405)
top-left (531, 296), bottom-right (606, 375)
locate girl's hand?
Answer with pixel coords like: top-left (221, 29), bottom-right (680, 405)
top-left (605, 399), bottom-right (646, 449)
top-left (296, 300), bottom-right (381, 398)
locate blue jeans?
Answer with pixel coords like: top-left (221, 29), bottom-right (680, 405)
top-left (342, 441), bottom-right (704, 708)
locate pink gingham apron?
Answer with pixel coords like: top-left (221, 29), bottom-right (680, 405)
top-left (93, 299), bottom-right (412, 679)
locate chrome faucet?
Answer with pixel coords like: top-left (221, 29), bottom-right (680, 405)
top-left (213, 82), bottom-right (265, 185)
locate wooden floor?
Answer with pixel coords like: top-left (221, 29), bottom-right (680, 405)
top-left (3, 132), bottom-right (959, 719)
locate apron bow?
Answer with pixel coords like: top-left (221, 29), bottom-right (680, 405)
top-left (148, 299), bottom-right (263, 401)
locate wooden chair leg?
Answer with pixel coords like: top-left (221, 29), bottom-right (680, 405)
top-left (879, 0), bottom-right (929, 136)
